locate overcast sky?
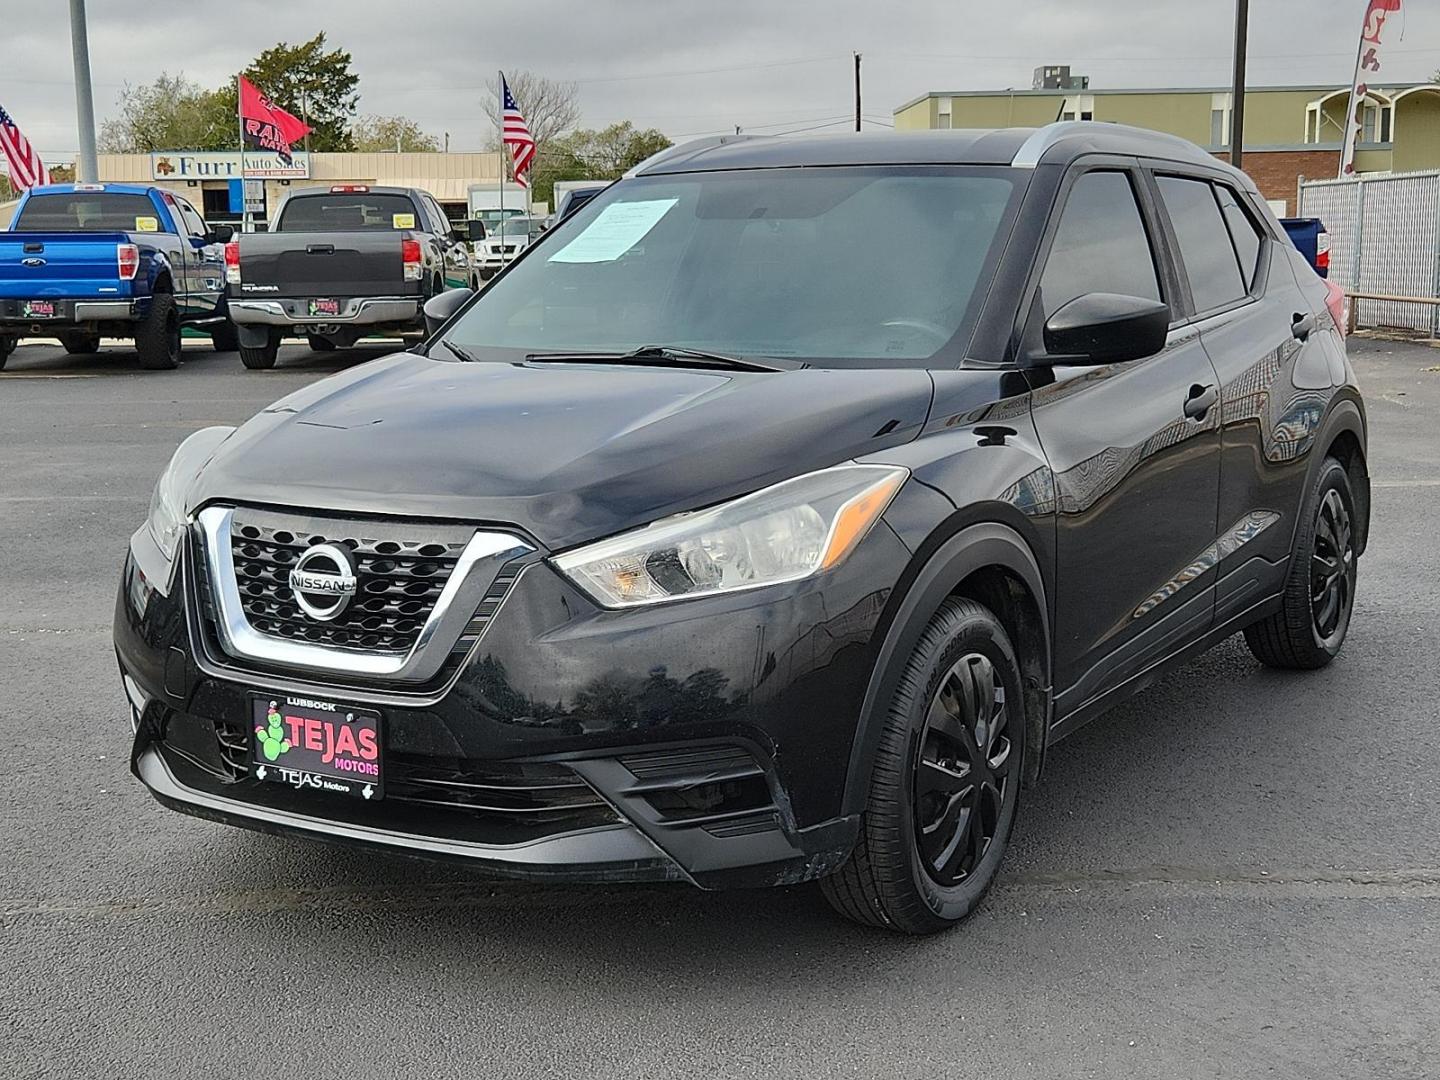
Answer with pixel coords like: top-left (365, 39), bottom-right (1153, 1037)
top-left (7, 0), bottom-right (1440, 162)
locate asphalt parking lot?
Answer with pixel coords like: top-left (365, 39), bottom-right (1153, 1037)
top-left (2, 334), bottom-right (1437, 1079)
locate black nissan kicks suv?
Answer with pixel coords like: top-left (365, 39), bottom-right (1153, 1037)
top-left (117, 124), bottom-right (1367, 933)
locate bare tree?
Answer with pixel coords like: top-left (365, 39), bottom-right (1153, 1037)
top-left (482, 71), bottom-right (581, 173)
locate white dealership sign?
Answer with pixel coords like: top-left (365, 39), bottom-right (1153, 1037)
top-left (150, 151), bottom-right (311, 181)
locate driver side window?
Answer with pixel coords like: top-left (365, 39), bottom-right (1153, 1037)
top-left (177, 200), bottom-right (208, 238)
top-left (1039, 170), bottom-right (1161, 321)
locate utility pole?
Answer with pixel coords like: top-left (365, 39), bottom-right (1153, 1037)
top-left (854, 52), bottom-right (862, 132)
top-left (68, 0), bottom-right (98, 182)
top-left (1230, 0), bottom-right (1249, 169)
top-left (300, 87), bottom-right (312, 154)
top-left (444, 131), bottom-right (450, 153)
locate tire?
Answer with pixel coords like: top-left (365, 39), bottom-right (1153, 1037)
top-left (821, 597), bottom-right (1025, 934)
top-left (305, 334), bottom-right (337, 352)
top-left (1244, 457), bottom-right (1359, 669)
top-left (135, 292), bottom-right (181, 370)
top-left (210, 319), bottom-right (239, 353)
top-left (239, 329), bottom-right (280, 370)
top-left (61, 331), bottom-right (100, 355)
top-left (0, 336), bottom-right (14, 370)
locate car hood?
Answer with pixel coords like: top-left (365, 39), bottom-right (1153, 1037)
top-left (189, 352), bottom-right (935, 550)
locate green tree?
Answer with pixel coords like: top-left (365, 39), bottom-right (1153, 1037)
top-left (350, 115), bottom-right (441, 153)
top-left (98, 73), bottom-right (234, 153)
top-left (238, 33), bottom-right (359, 152)
top-left (532, 122), bottom-right (672, 203)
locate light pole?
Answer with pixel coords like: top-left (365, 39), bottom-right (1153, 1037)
top-left (68, 0), bottom-right (98, 182)
top-left (1230, 0), bottom-right (1249, 170)
top-left (854, 52), bottom-right (862, 132)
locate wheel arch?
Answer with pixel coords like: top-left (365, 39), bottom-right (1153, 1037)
top-left (841, 519), bottom-right (1053, 819)
top-left (1315, 395), bottom-right (1370, 555)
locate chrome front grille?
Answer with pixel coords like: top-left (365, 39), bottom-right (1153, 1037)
top-left (195, 505), bottom-right (534, 683)
top-left (230, 515), bottom-right (467, 655)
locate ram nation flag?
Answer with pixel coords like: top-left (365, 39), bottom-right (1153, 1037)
top-left (238, 76), bottom-right (312, 167)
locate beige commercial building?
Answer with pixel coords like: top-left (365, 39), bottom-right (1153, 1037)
top-left (91, 150), bottom-right (507, 226)
top-left (895, 80), bottom-right (1440, 215)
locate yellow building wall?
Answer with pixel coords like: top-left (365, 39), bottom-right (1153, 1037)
top-left (1094, 95), bottom-right (1211, 145)
top-left (1238, 90), bottom-right (1317, 145)
top-left (893, 100), bottom-right (934, 131)
top-left (1393, 92), bottom-right (1440, 172)
top-left (948, 95), bottom-right (1064, 129)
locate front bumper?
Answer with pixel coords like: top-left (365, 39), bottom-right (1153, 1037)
top-left (228, 297), bottom-right (420, 328)
top-left (116, 511), bottom-right (915, 888)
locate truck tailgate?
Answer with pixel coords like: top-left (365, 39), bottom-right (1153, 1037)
top-left (236, 232), bottom-right (416, 298)
top-left (0, 232), bottom-right (132, 299)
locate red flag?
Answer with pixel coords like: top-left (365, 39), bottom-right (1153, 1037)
top-left (238, 75), bottom-right (311, 165)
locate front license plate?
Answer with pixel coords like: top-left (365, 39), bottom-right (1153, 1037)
top-left (250, 694), bottom-right (383, 799)
top-left (22, 300), bottom-right (55, 318)
top-left (308, 298), bottom-right (340, 317)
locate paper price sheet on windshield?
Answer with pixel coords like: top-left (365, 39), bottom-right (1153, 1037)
top-left (548, 198), bottom-right (678, 263)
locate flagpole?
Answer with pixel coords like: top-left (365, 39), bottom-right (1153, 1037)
top-left (236, 74), bottom-right (249, 234)
top-left (495, 71), bottom-right (506, 269)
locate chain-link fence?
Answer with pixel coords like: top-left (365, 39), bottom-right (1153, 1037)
top-left (1299, 170), bottom-right (1440, 335)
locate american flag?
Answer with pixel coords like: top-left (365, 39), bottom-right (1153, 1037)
top-left (500, 75), bottom-right (536, 187)
top-left (0, 104), bottom-right (48, 192)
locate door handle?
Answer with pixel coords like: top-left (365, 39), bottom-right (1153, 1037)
top-left (1183, 383), bottom-right (1218, 421)
top-left (1292, 312), bottom-right (1316, 341)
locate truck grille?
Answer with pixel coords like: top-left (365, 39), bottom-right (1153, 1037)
top-left (230, 513), bottom-right (469, 655)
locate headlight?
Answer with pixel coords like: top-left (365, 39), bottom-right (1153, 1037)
top-left (553, 464), bottom-right (908, 608)
top-left (146, 426), bottom-right (235, 562)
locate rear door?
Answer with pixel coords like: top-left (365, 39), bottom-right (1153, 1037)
top-left (1025, 163), bottom-right (1223, 723)
top-left (1149, 169), bottom-right (1331, 625)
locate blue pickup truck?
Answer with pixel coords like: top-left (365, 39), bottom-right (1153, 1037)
top-left (0, 183), bottom-right (237, 370)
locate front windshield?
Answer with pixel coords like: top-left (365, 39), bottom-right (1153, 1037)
top-left (444, 166), bottom-right (1022, 367)
top-left (495, 218), bottom-right (538, 237)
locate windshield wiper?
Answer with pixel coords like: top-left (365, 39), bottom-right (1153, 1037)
top-left (437, 339), bottom-right (481, 364)
top-left (525, 345), bottom-right (784, 372)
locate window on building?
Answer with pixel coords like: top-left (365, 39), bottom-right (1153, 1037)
top-left (1156, 175), bottom-right (1249, 313)
top-left (936, 96), bottom-right (952, 130)
top-left (1210, 93), bottom-right (1232, 147)
top-left (1039, 170), bottom-right (1161, 320)
top-left (1062, 94), bottom-right (1095, 123)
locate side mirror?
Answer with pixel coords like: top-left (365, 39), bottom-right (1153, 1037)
top-left (206, 224), bottom-right (235, 244)
top-left (466, 220), bottom-right (487, 242)
top-left (1041, 292), bottom-right (1169, 365)
top-left (423, 287), bottom-right (474, 336)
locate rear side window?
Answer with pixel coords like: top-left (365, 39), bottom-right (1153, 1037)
top-left (1039, 171), bottom-right (1161, 320)
top-left (1214, 185), bottom-right (1263, 289)
top-left (276, 194), bottom-right (423, 232)
top-left (1156, 175), bottom-right (1248, 313)
top-left (15, 193), bottom-right (162, 232)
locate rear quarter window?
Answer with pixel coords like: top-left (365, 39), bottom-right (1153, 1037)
top-left (15, 193), bottom-right (163, 232)
top-left (1214, 185), bottom-right (1264, 290)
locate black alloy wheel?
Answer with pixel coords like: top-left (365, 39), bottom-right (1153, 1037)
top-left (821, 597), bottom-right (1025, 933)
top-left (914, 652), bottom-right (1014, 887)
top-left (1244, 456), bottom-right (1360, 669)
top-left (1311, 487), bottom-right (1355, 646)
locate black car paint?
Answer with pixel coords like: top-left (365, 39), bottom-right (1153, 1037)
top-left (117, 126), bottom-right (1367, 889)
